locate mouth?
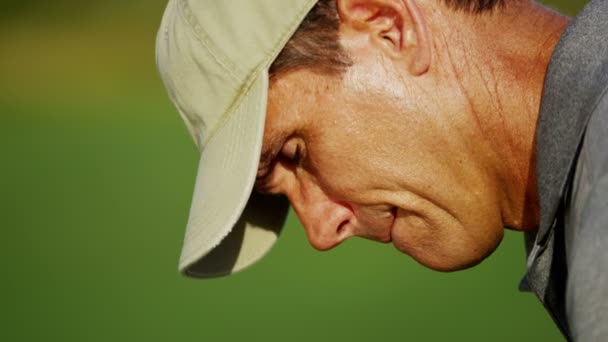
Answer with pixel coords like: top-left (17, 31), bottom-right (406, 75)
top-left (351, 204), bottom-right (398, 243)
top-left (374, 206), bottom-right (398, 244)
top-left (384, 206), bottom-right (398, 243)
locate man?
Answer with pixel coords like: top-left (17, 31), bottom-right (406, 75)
top-left (156, 0), bottom-right (607, 339)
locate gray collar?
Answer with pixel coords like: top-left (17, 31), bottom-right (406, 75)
top-left (534, 0), bottom-right (608, 247)
top-left (520, 0), bottom-right (608, 338)
top-left (522, 0), bottom-right (608, 337)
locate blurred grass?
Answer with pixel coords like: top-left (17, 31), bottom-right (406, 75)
top-left (0, 1), bottom-right (586, 341)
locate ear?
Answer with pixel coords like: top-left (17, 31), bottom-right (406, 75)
top-left (337, 0), bottom-right (431, 76)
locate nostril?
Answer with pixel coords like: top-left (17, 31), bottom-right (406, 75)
top-left (336, 220), bottom-right (348, 235)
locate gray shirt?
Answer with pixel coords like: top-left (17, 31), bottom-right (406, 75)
top-left (522, 0), bottom-right (608, 340)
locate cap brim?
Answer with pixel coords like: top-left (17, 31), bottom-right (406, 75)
top-left (178, 71), bottom-right (289, 278)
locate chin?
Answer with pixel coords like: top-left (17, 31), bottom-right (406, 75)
top-left (391, 226), bottom-right (504, 272)
top-left (415, 250), bottom-right (489, 272)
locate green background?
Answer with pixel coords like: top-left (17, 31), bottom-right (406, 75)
top-left (0, 1), bottom-right (586, 341)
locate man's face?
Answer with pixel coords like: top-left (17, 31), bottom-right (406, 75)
top-left (257, 29), bottom-right (504, 272)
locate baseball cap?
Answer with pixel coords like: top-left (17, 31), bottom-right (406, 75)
top-left (155, 0), bottom-right (317, 277)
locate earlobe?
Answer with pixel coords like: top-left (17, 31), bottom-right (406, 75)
top-left (337, 0), bottom-right (431, 76)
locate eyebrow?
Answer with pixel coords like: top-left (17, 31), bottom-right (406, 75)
top-left (255, 137), bottom-right (282, 190)
top-left (255, 129), bottom-right (294, 190)
top-left (254, 156), bottom-right (275, 194)
top-left (256, 150), bottom-right (273, 177)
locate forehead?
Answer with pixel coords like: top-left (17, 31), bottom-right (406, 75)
top-left (262, 67), bottom-right (350, 147)
top-left (258, 70), bottom-right (324, 168)
top-left (266, 68), bottom-right (343, 123)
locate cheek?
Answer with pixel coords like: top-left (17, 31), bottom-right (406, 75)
top-left (306, 117), bottom-right (401, 192)
top-left (306, 139), bottom-right (380, 200)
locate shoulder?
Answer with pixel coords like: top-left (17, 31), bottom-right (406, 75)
top-left (566, 91), bottom-right (608, 252)
top-left (562, 67), bottom-right (608, 342)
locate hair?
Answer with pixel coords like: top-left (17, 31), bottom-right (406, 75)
top-left (269, 0), bottom-right (506, 78)
top-left (443, 0), bottom-right (505, 12)
top-left (269, 0), bottom-right (351, 79)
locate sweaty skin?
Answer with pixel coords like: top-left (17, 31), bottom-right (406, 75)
top-left (256, 0), bottom-right (569, 271)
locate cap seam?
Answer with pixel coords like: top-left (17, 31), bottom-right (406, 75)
top-left (198, 70), bottom-right (260, 150)
top-left (177, 0), bottom-right (241, 82)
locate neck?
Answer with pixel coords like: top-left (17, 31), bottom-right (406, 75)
top-left (431, 2), bottom-right (571, 231)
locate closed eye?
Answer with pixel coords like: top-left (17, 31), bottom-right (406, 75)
top-left (255, 136), bottom-right (305, 194)
top-left (281, 137), bottom-right (304, 166)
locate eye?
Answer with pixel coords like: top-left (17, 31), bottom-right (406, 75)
top-left (280, 138), bottom-right (303, 165)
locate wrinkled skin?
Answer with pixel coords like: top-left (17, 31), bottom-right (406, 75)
top-left (258, 64), bottom-right (503, 271)
top-left (256, 0), bottom-right (568, 271)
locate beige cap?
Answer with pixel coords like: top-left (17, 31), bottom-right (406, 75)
top-left (156, 0), bottom-right (317, 277)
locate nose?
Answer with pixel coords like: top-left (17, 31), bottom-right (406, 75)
top-left (286, 177), bottom-right (356, 251)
